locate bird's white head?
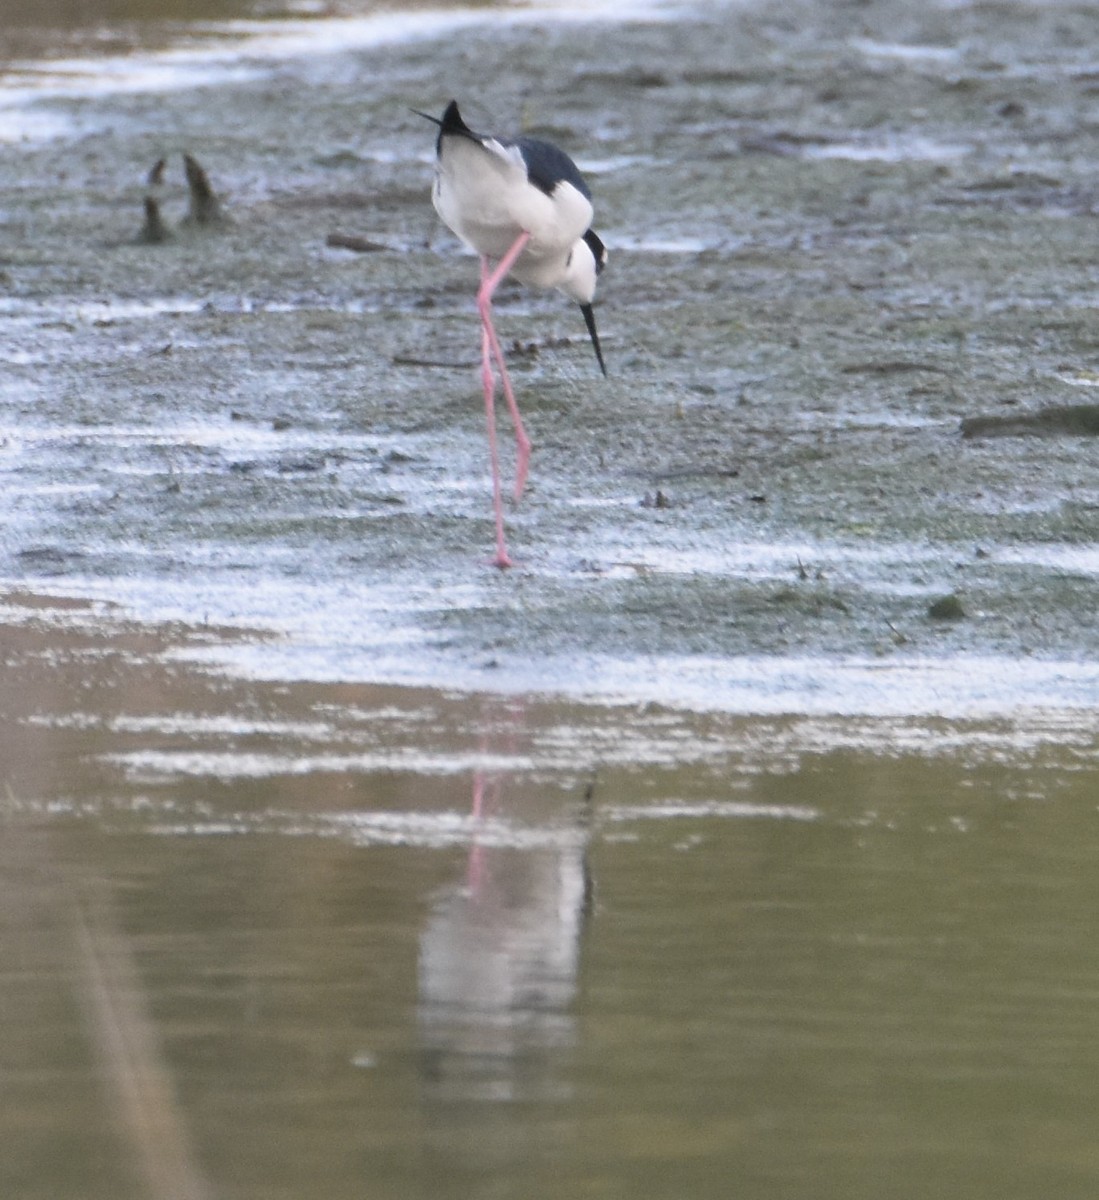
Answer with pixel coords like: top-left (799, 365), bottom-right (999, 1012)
top-left (560, 229), bottom-right (607, 305)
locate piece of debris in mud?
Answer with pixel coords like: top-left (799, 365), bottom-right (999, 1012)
top-left (960, 403), bottom-right (1099, 438)
top-left (961, 170), bottom-right (1063, 192)
top-left (183, 153), bottom-right (225, 225)
top-left (140, 196), bottom-right (171, 244)
top-left (769, 585), bottom-right (851, 616)
top-left (738, 129), bottom-right (835, 157)
top-left (928, 593), bottom-right (966, 620)
top-left (510, 338), bottom-right (540, 360)
top-left (885, 619), bottom-right (909, 646)
top-left (641, 489), bottom-right (671, 509)
top-left (326, 232), bottom-right (388, 253)
top-left (503, 335), bottom-right (583, 361)
top-left (840, 359), bottom-right (951, 376)
top-left (147, 157), bottom-right (166, 187)
top-left (638, 463), bottom-right (740, 483)
top-left (392, 354), bottom-right (480, 370)
top-left (795, 556), bottom-right (825, 582)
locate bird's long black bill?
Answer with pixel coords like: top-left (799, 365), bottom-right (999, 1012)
top-left (581, 303), bottom-right (607, 378)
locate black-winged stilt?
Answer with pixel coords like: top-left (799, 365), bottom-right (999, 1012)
top-left (415, 99), bottom-right (607, 568)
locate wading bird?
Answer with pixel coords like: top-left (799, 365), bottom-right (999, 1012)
top-left (416, 100), bottom-right (607, 568)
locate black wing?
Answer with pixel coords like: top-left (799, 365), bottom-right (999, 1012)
top-left (512, 136), bottom-right (592, 200)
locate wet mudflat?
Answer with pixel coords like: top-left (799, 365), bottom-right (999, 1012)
top-left (3, 0), bottom-right (1099, 1195)
top-left (1, 0), bottom-right (1098, 700)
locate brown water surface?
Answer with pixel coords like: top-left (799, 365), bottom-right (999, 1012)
top-left (4, 595), bottom-right (1099, 1198)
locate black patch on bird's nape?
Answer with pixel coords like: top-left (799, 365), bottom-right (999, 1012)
top-left (583, 228), bottom-right (607, 276)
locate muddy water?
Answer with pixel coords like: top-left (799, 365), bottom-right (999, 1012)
top-left (3, 0), bottom-right (1099, 1195)
top-left (5, 594), bottom-right (1099, 1199)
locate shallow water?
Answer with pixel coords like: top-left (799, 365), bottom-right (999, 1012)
top-left (5, 598), bottom-right (1099, 1199)
top-left (3, 0), bottom-right (1099, 1194)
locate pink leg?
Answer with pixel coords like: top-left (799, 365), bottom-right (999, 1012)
top-left (478, 232), bottom-right (533, 501)
top-left (480, 320), bottom-right (511, 568)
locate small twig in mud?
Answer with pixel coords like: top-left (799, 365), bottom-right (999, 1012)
top-left (886, 619), bottom-right (909, 645)
top-left (326, 232), bottom-right (388, 253)
top-left (628, 464), bottom-right (739, 482)
top-left (839, 360), bottom-right (951, 376)
top-left (182, 153), bottom-right (224, 225)
top-left (147, 157), bottom-right (166, 187)
top-left (393, 354), bottom-right (480, 370)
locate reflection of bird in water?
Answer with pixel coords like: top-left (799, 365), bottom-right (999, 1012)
top-left (418, 775), bottom-right (594, 1104)
top-left (416, 100), bottom-right (607, 567)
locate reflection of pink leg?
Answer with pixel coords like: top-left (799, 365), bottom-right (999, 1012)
top-left (478, 231), bottom-right (533, 512)
top-left (468, 771), bottom-right (487, 893)
top-left (468, 767), bottom-right (503, 896)
top-left (471, 771), bottom-right (486, 821)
